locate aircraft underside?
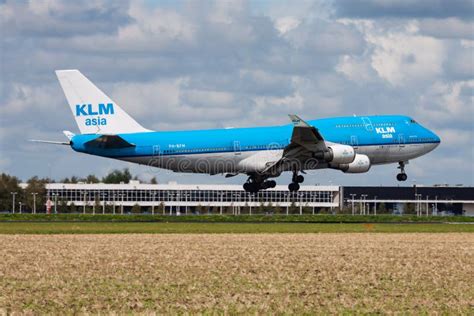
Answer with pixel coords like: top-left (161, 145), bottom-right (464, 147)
top-left (118, 142), bottom-right (437, 192)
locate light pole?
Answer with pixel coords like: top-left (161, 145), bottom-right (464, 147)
top-left (299, 192), bottom-right (303, 215)
top-left (163, 192), bottom-right (166, 215)
top-left (120, 194), bottom-right (124, 215)
top-left (249, 193), bottom-right (252, 215)
top-left (92, 194), bottom-right (96, 215)
top-left (10, 192), bottom-right (17, 214)
top-left (415, 194), bottom-right (422, 216)
top-left (350, 194), bottom-right (356, 215)
top-left (151, 192), bottom-right (156, 215)
top-left (365, 195), bottom-right (369, 215)
top-left (113, 194), bottom-right (116, 215)
top-left (169, 193), bottom-right (173, 215)
top-left (52, 193), bottom-right (58, 214)
top-left (18, 201), bottom-right (22, 214)
top-left (185, 192), bottom-right (188, 215)
top-left (31, 192), bottom-right (38, 214)
top-left (374, 196), bottom-right (377, 216)
top-left (425, 195), bottom-right (429, 216)
top-left (101, 193), bottom-right (106, 214)
top-left (82, 191), bottom-right (87, 214)
top-left (220, 192), bottom-right (223, 215)
top-left (361, 195), bottom-right (367, 215)
top-left (176, 192), bottom-right (181, 216)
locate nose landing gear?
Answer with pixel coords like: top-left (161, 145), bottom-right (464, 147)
top-left (397, 161), bottom-right (408, 181)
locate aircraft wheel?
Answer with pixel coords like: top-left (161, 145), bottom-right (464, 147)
top-left (288, 182), bottom-right (300, 192)
top-left (267, 180), bottom-right (277, 188)
top-left (396, 173), bottom-right (407, 181)
top-left (243, 183), bottom-right (252, 192)
top-left (296, 175), bottom-right (304, 183)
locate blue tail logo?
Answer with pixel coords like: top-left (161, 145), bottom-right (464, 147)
top-left (75, 103), bottom-right (115, 116)
top-left (76, 103), bottom-right (115, 127)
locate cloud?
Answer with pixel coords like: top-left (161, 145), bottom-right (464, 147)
top-left (288, 19), bottom-right (366, 55)
top-left (1, 0), bottom-right (132, 37)
top-left (367, 25), bottom-right (445, 86)
top-left (443, 44), bottom-right (474, 80)
top-left (275, 16), bottom-right (301, 34)
top-left (333, 0), bottom-right (474, 19)
top-left (0, 0), bottom-right (473, 185)
top-left (418, 18), bottom-right (474, 39)
top-left (416, 80), bottom-right (474, 128)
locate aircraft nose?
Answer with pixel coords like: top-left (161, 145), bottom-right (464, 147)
top-left (432, 130), bottom-right (441, 146)
top-left (426, 129), bottom-right (441, 152)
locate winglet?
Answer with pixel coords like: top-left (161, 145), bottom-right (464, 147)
top-left (288, 114), bottom-right (311, 127)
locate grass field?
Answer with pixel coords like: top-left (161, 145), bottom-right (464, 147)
top-left (0, 221), bottom-right (473, 234)
top-left (1, 213), bottom-right (474, 223)
top-left (0, 233), bottom-right (472, 314)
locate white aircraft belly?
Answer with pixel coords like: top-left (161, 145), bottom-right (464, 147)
top-left (361, 143), bottom-right (438, 165)
top-left (117, 143), bottom-right (438, 174)
top-left (120, 151), bottom-right (256, 174)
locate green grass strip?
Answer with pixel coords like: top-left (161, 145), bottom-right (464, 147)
top-left (0, 213), bottom-right (473, 223)
top-left (0, 222), bottom-right (472, 234)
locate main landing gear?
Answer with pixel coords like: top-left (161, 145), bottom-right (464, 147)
top-left (243, 175), bottom-right (276, 193)
top-left (243, 171), bottom-right (304, 193)
top-left (396, 161), bottom-right (408, 181)
top-left (288, 171), bottom-right (304, 192)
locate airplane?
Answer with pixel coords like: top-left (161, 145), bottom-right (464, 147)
top-left (33, 69), bottom-right (441, 192)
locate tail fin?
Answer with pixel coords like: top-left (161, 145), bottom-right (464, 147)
top-left (55, 70), bottom-right (150, 134)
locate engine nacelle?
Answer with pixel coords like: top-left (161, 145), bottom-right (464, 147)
top-left (339, 154), bottom-right (371, 173)
top-left (326, 144), bottom-right (355, 164)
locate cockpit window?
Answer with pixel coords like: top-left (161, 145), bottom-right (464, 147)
top-left (410, 119), bottom-right (417, 124)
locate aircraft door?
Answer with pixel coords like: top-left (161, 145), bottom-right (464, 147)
top-left (153, 145), bottom-right (160, 157)
top-left (351, 135), bottom-right (358, 149)
top-left (149, 145), bottom-right (161, 169)
top-left (398, 134), bottom-right (405, 148)
top-left (233, 141), bottom-right (241, 155)
top-left (361, 117), bottom-right (373, 131)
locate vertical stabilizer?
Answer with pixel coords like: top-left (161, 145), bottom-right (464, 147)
top-left (55, 70), bottom-right (150, 134)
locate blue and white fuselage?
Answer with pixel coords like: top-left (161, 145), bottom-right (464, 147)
top-left (49, 70), bottom-right (440, 192)
top-left (71, 115), bottom-right (439, 171)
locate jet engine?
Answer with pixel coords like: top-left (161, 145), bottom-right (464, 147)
top-left (314, 144), bottom-right (355, 164)
top-left (339, 154), bottom-right (371, 173)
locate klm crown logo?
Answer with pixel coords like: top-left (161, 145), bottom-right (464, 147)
top-left (75, 103), bottom-right (115, 126)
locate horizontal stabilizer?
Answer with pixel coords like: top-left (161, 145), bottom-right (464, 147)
top-left (84, 134), bottom-right (135, 149)
top-left (29, 139), bottom-right (70, 145)
top-left (63, 130), bottom-right (75, 140)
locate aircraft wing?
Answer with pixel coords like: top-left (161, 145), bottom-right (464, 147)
top-left (261, 115), bottom-right (327, 174)
top-left (286, 114), bottom-right (325, 152)
top-left (84, 134), bottom-right (136, 149)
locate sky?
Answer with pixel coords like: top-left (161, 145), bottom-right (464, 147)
top-left (0, 0), bottom-right (473, 186)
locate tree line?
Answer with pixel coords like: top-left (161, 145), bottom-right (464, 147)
top-left (0, 169), bottom-right (158, 212)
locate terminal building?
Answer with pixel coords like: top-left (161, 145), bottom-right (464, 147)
top-left (42, 181), bottom-right (474, 216)
top-left (45, 181), bottom-right (340, 215)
